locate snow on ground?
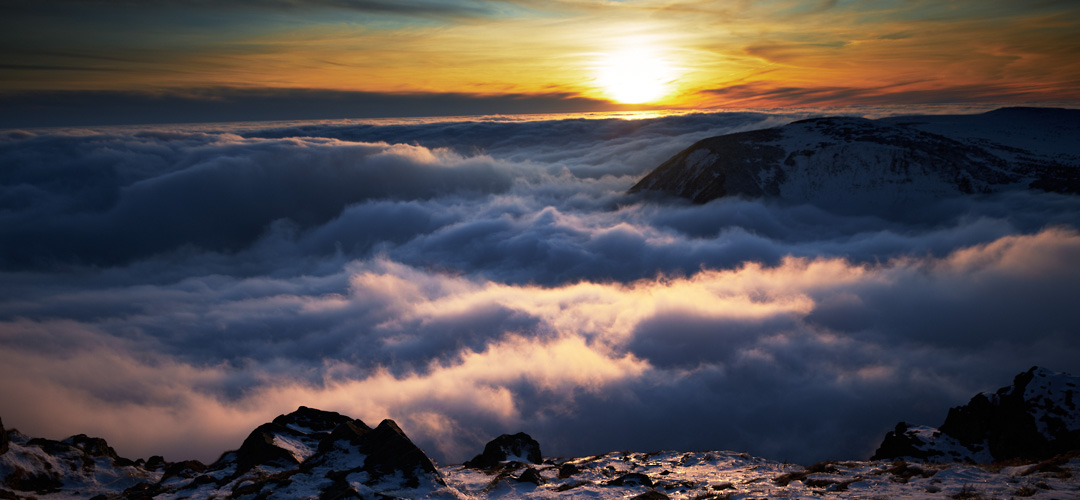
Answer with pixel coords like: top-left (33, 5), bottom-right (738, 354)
top-left (0, 431), bottom-right (162, 500)
top-left (2, 434), bottom-right (1078, 499)
top-left (441, 450), bottom-right (1079, 500)
top-left (271, 433), bottom-right (317, 463)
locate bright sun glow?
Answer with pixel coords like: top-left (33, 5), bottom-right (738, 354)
top-left (595, 45), bottom-right (677, 104)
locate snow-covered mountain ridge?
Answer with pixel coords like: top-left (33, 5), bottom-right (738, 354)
top-left (2, 368), bottom-right (1078, 499)
top-left (874, 366), bottom-right (1080, 464)
top-left (629, 107), bottom-right (1080, 211)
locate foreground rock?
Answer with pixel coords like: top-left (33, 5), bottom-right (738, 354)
top-left (629, 107), bottom-right (1080, 213)
top-left (874, 366), bottom-right (1080, 463)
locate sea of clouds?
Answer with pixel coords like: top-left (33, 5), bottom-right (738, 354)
top-left (1, 110), bottom-right (1078, 465)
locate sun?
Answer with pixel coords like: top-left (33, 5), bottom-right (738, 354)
top-left (595, 45), bottom-right (677, 104)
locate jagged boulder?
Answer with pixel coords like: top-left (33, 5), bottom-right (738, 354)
top-left (516, 467), bottom-right (545, 485)
top-left (465, 432), bottom-right (542, 469)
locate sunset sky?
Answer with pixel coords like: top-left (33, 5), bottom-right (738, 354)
top-left (3, 0), bottom-right (1080, 125)
top-left (1, 0), bottom-right (1079, 470)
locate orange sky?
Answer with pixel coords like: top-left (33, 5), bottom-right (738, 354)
top-left (2, 0), bottom-right (1079, 112)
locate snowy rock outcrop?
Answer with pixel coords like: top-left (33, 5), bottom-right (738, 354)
top-left (191, 408), bottom-right (446, 499)
top-left (234, 406), bottom-right (352, 473)
top-left (464, 432), bottom-right (543, 469)
top-left (3, 395), bottom-right (1079, 499)
top-left (0, 427), bottom-right (156, 497)
top-left (0, 407), bottom-right (447, 500)
top-left (873, 366), bottom-right (1080, 463)
top-left (629, 107), bottom-right (1080, 212)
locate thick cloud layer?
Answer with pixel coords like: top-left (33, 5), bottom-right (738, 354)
top-left (1, 110), bottom-right (1078, 465)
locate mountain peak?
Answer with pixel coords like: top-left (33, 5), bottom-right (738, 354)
top-left (874, 366), bottom-right (1080, 463)
top-left (629, 108), bottom-right (1080, 212)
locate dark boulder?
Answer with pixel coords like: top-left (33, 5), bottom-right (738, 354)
top-left (464, 432), bottom-right (542, 469)
top-left (558, 462), bottom-right (581, 479)
top-left (608, 472), bottom-right (654, 487)
top-left (516, 467), bottom-right (545, 485)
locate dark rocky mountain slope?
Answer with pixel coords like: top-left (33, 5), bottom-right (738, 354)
top-left (874, 366), bottom-right (1080, 463)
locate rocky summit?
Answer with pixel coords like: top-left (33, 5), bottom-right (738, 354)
top-left (2, 370), bottom-right (1079, 499)
top-left (874, 366), bottom-right (1080, 463)
top-left (0, 407), bottom-right (448, 500)
top-left (629, 107), bottom-right (1080, 213)
top-left (464, 432), bottom-right (543, 469)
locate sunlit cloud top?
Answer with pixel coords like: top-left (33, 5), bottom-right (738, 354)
top-left (1, 0), bottom-right (1079, 124)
